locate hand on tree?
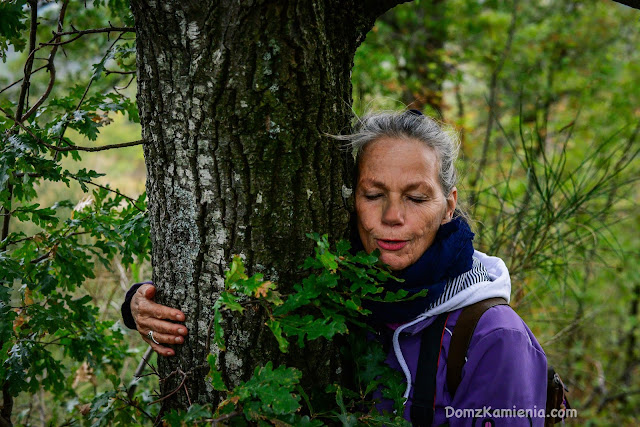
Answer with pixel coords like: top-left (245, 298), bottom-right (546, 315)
top-left (131, 284), bottom-right (188, 357)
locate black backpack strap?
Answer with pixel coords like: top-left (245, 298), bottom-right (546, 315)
top-left (410, 312), bottom-right (450, 427)
top-left (447, 297), bottom-right (509, 397)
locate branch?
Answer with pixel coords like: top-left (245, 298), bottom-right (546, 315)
top-left (207, 411), bottom-right (239, 426)
top-left (54, 139), bottom-right (146, 152)
top-left (151, 369), bottom-right (188, 405)
top-left (598, 388), bottom-right (640, 412)
top-left (21, 0), bottom-right (70, 122)
top-left (30, 247), bottom-right (56, 264)
top-left (0, 64), bottom-right (48, 95)
top-left (114, 75), bottom-right (136, 96)
top-left (1, 183), bottom-right (12, 242)
top-left (15, 0), bottom-right (39, 122)
top-left (38, 25), bottom-right (135, 48)
top-left (468, 0), bottom-right (520, 211)
top-left (53, 25), bottom-right (135, 37)
top-left (127, 346), bottom-right (154, 398)
top-left (104, 69), bottom-right (136, 75)
top-left (69, 177), bottom-right (145, 212)
top-left (0, 106), bottom-right (146, 154)
top-left (114, 396), bottom-right (155, 423)
top-left (1, 231), bottom-right (90, 251)
top-left (53, 32), bottom-right (126, 160)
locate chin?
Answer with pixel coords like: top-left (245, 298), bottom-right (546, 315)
top-left (380, 255), bottom-right (410, 271)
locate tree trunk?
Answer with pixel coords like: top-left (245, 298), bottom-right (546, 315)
top-left (130, 0), bottom-right (408, 412)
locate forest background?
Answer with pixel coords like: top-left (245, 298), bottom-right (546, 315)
top-left (1, 0), bottom-right (639, 425)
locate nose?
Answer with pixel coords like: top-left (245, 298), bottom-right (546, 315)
top-left (382, 196), bottom-right (404, 226)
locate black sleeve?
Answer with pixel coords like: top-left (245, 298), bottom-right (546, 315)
top-left (120, 282), bottom-right (151, 329)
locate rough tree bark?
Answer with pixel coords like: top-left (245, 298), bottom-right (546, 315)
top-left (130, 0), bottom-right (409, 412)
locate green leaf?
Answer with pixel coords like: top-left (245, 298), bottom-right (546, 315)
top-left (207, 354), bottom-right (228, 391)
top-left (266, 319), bottom-right (289, 353)
top-left (234, 362), bottom-right (302, 418)
top-left (213, 308), bottom-right (226, 351)
top-left (0, 0), bottom-right (28, 61)
top-left (218, 292), bottom-right (244, 313)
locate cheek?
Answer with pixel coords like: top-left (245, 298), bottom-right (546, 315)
top-left (355, 201), bottom-right (373, 231)
top-left (411, 206), bottom-right (445, 239)
top-left (355, 201), bottom-right (376, 249)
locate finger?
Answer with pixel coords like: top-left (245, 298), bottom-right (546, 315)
top-left (142, 328), bottom-right (184, 345)
top-left (138, 299), bottom-right (186, 323)
top-left (141, 284), bottom-right (156, 299)
top-left (142, 335), bottom-right (176, 357)
top-left (139, 318), bottom-right (188, 338)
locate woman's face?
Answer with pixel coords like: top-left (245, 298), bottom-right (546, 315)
top-left (355, 137), bottom-right (457, 271)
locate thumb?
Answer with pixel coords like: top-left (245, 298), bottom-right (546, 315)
top-left (143, 284), bottom-right (156, 299)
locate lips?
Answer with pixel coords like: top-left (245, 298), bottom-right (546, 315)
top-left (376, 239), bottom-right (408, 251)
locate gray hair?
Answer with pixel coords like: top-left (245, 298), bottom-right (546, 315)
top-left (338, 109), bottom-right (460, 191)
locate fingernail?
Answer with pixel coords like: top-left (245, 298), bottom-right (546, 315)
top-left (167, 351), bottom-right (174, 356)
top-left (178, 328), bottom-right (185, 335)
top-left (175, 337), bottom-right (182, 343)
top-left (175, 313), bottom-right (183, 320)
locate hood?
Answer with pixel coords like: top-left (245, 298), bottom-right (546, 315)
top-left (401, 250), bottom-right (511, 335)
top-left (391, 250), bottom-right (512, 401)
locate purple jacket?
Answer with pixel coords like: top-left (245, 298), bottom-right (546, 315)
top-left (378, 251), bottom-right (548, 426)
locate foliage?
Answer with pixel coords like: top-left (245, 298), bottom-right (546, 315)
top-left (84, 237), bottom-right (412, 426)
top-left (355, 0), bottom-right (640, 423)
top-left (200, 235), bottom-right (410, 426)
top-left (0, 1), bottom-right (147, 425)
top-left (1, 0), bottom-right (639, 425)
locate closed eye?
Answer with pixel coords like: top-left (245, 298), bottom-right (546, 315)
top-left (364, 193), bottom-right (383, 200)
top-left (408, 196), bottom-right (427, 203)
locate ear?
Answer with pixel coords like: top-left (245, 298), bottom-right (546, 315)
top-left (441, 187), bottom-right (458, 224)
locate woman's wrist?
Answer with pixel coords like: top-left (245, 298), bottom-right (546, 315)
top-left (121, 282), bottom-right (151, 329)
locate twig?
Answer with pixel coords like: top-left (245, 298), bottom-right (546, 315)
top-left (49, 25), bottom-right (135, 38)
top-left (15, 0), bottom-right (39, 122)
top-left (30, 247), bottom-right (56, 264)
top-left (1, 183), bottom-right (12, 242)
top-left (55, 139), bottom-right (146, 152)
top-left (468, 0), bottom-right (520, 212)
top-left (184, 381), bottom-right (192, 407)
top-left (150, 369), bottom-right (187, 405)
top-left (115, 396), bottom-right (155, 422)
top-left (1, 105), bottom-right (145, 152)
top-left (1, 231), bottom-right (89, 250)
top-left (0, 65), bottom-right (48, 95)
top-left (114, 75), bottom-right (136, 95)
top-left (70, 177), bottom-right (145, 212)
top-left (78, 33), bottom-right (124, 111)
top-left (105, 69), bottom-right (136, 75)
top-left (40, 33), bottom-right (83, 48)
top-left (53, 31), bottom-right (126, 162)
top-left (127, 346), bottom-right (154, 398)
top-left (208, 411), bottom-right (239, 425)
top-left (598, 389), bottom-right (640, 412)
top-left (21, 0), bottom-right (70, 123)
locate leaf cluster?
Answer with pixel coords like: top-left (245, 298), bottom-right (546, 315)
top-left (189, 235), bottom-right (413, 426)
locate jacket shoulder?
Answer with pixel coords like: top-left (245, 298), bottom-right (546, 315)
top-left (468, 304), bottom-right (545, 355)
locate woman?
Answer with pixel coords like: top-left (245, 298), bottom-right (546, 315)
top-left (122, 110), bottom-right (547, 425)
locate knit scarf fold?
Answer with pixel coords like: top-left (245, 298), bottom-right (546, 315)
top-left (363, 217), bottom-right (475, 324)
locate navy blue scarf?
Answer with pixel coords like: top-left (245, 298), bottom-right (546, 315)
top-left (362, 217), bottom-right (475, 324)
